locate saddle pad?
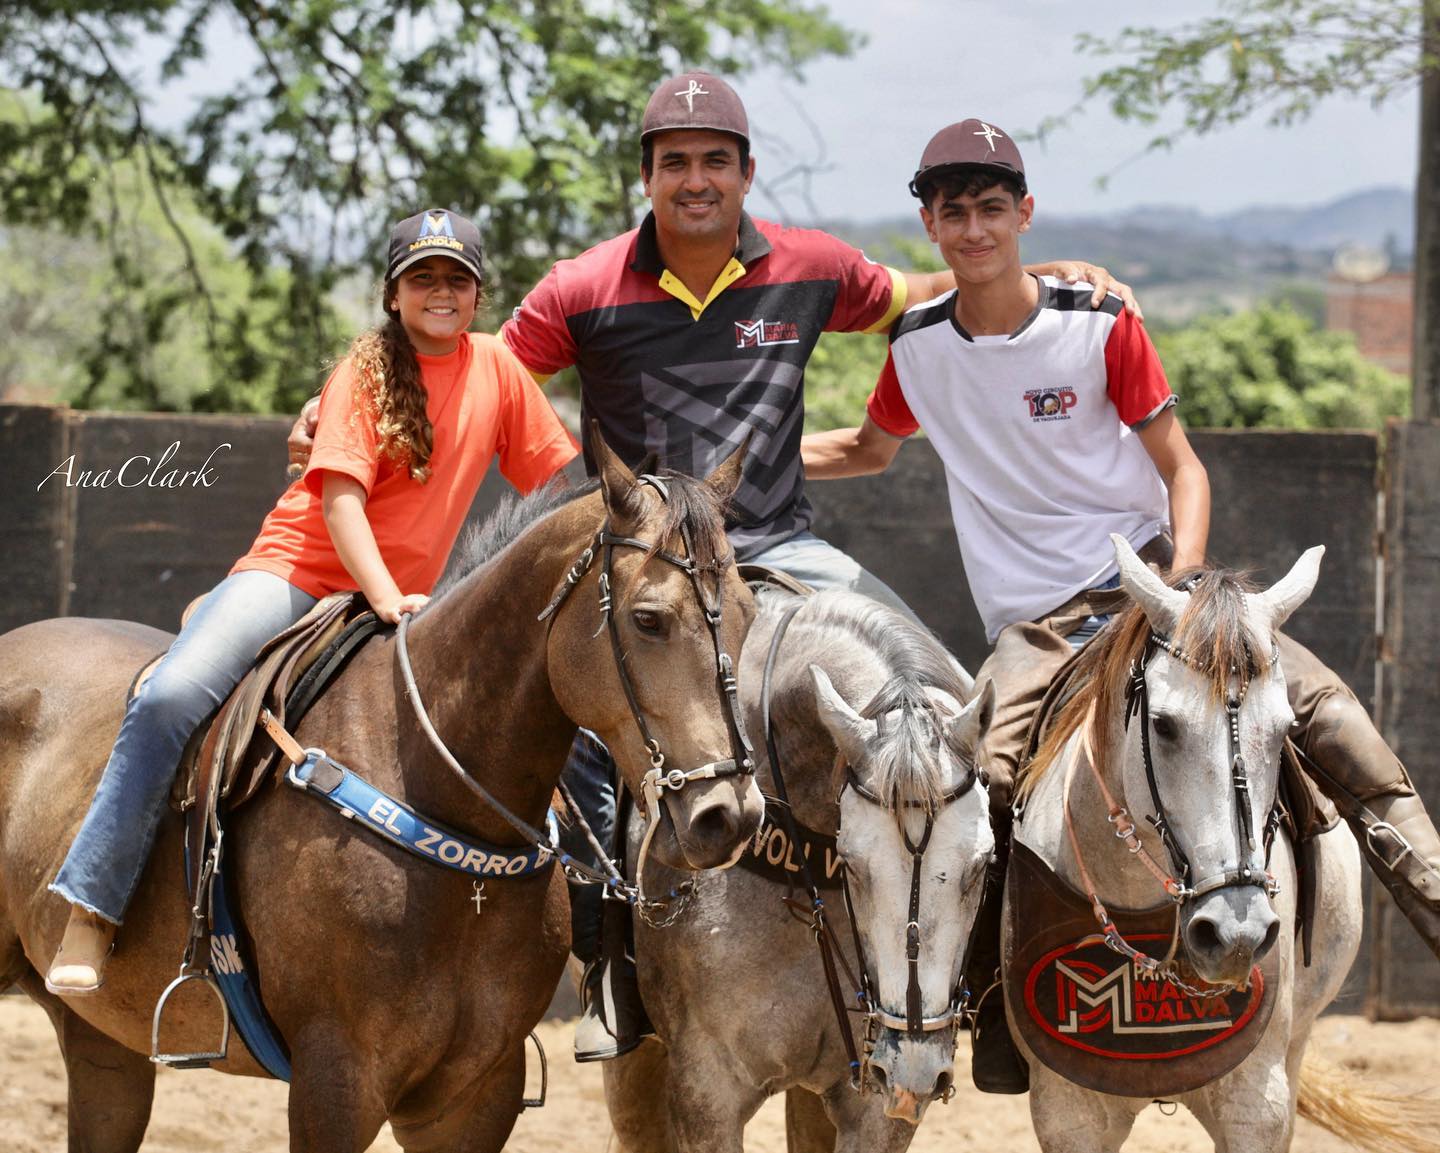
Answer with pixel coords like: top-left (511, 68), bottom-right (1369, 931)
top-left (1003, 840), bottom-right (1277, 1099)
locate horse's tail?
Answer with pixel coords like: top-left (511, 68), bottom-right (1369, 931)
top-left (1297, 1050), bottom-right (1440, 1153)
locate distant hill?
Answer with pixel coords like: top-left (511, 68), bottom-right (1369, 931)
top-left (820, 186), bottom-right (1414, 322)
top-left (1121, 187), bottom-right (1414, 253)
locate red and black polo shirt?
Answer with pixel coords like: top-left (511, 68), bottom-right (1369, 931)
top-left (500, 212), bottom-right (905, 557)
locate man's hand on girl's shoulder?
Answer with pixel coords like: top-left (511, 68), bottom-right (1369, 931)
top-left (288, 396), bottom-right (321, 477)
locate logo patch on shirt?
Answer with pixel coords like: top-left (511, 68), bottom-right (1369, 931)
top-left (735, 319), bottom-right (800, 349)
top-left (1026, 387), bottom-right (1078, 422)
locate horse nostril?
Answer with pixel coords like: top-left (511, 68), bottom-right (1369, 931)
top-left (869, 1063), bottom-right (889, 1093)
top-left (1187, 916), bottom-right (1222, 956)
top-left (1257, 918), bottom-right (1281, 960)
top-left (932, 1069), bottom-right (953, 1100)
top-left (690, 803), bottom-right (737, 847)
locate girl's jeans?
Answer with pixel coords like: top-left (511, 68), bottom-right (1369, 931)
top-left (51, 570), bottom-right (318, 925)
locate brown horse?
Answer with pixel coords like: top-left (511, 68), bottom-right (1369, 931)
top-left (0, 438), bottom-right (764, 1153)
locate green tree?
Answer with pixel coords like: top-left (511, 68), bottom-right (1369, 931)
top-left (0, 95), bottom-right (306, 410)
top-left (1155, 305), bottom-right (1410, 430)
top-left (1066, 0), bottom-right (1440, 415)
top-left (1, 1), bottom-right (855, 412)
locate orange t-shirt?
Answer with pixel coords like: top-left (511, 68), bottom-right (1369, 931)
top-left (233, 332), bottom-right (578, 598)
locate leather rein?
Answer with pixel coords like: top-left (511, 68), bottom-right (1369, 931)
top-left (392, 476), bottom-right (752, 921)
top-left (1061, 627), bottom-right (1282, 997)
top-left (535, 475), bottom-right (755, 922)
top-left (760, 600), bottom-right (983, 1094)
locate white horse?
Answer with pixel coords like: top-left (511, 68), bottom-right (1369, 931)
top-left (602, 589), bottom-right (996, 1152)
top-left (1007, 536), bottom-right (1436, 1152)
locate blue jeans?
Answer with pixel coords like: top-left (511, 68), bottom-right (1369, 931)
top-left (51, 570), bottom-right (318, 924)
top-left (561, 531), bottom-right (916, 959)
top-left (745, 531), bottom-right (920, 624)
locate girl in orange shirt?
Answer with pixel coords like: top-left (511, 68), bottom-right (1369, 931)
top-left (47, 209), bottom-right (578, 994)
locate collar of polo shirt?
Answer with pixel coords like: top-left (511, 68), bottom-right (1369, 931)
top-left (630, 212), bottom-right (774, 321)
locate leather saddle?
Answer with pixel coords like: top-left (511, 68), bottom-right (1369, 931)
top-left (737, 562), bottom-right (815, 599)
top-left (130, 593), bottom-right (383, 819)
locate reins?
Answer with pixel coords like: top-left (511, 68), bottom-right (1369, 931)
top-left (761, 601), bottom-right (866, 1083)
top-left (1061, 626), bottom-right (1282, 997)
top-left (535, 475), bottom-right (755, 923)
top-left (760, 599), bottom-right (983, 1094)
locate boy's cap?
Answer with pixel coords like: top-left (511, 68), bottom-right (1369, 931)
top-left (386, 209), bottom-right (484, 282)
top-left (909, 119), bottom-right (1026, 198)
top-left (640, 71), bottom-right (749, 146)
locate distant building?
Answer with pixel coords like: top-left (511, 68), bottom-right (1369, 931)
top-left (1325, 272), bottom-right (1413, 376)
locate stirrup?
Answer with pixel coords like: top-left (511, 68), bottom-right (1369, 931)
top-left (521, 1030), bottom-right (548, 1110)
top-left (151, 970), bottom-right (230, 1069)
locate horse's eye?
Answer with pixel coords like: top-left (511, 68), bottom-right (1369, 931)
top-left (1152, 714), bottom-right (1179, 741)
top-left (632, 608), bottom-right (665, 635)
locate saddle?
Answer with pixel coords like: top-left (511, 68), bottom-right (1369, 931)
top-left (737, 562), bottom-right (815, 598)
top-left (1018, 638), bottom-right (1340, 967)
top-left (140, 593), bottom-right (382, 818)
top-left (133, 592), bottom-right (384, 1077)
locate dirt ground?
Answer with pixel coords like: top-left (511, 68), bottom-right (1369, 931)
top-left (1, 996), bottom-right (1436, 1152)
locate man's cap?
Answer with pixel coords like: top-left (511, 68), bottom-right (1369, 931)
top-left (909, 119), bottom-right (1026, 199)
top-left (386, 209), bottom-right (484, 282)
top-left (640, 71), bottom-right (749, 147)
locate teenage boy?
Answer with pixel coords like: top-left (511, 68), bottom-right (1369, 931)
top-left (802, 119), bottom-right (1440, 1093)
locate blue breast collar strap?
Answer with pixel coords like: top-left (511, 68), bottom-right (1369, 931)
top-left (286, 750), bottom-right (558, 878)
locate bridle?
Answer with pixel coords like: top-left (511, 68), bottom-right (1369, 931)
top-left (1124, 632), bottom-right (1280, 902)
top-left (537, 474), bottom-right (755, 920)
top-left (840, 754), bottom-right (984, 1089)
top-left (1063, 625), bottom-right (1283, 996)
top-left (759, 599), bottom-right (986, 1095)
top-left (389, 475), bottom-right (751, 925)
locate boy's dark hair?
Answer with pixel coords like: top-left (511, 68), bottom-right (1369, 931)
top-left (641, 134), bottom-right (751, 179)
top-left (919, 165), bottom-right (1026, 212)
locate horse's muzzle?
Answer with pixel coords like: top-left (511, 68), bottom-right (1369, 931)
top-left (865, 1029), bottom-right (955, 1125)
top-left (1182, 885), bottom-right (1281, 986)
top-left (666, 771), bottom-right (765, 869)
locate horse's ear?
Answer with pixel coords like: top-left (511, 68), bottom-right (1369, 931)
top-left (809, 664), bottom-right (876, 767)
top-left (591, 421), bottom-right (643, 524)
top-left (704, 432), bottom-right (752, 503)
top-left (945, 677), bottom-right (996, 764)
top-left (1111, 533), bottom-right (1187, 634)
top-left (1253, 545), bottom-right (1324, 631)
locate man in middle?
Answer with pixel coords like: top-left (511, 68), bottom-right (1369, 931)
top-left (496, 70), bottom-right (1140, 1061)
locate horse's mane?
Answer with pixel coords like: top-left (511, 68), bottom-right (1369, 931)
top-left (432, 478), bottom-right (597, 599)
top-left (1016, 567), bottom-right (1273, 803)
top-left (764, 589), bottom-right (972, 813)
top-left (432, 469), bottom-right (733, 602)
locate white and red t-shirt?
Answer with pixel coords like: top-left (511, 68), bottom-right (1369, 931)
top-left (866, 278), bottom-right (1174, 642)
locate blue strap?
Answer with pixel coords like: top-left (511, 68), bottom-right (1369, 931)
top-left (209, 865), bottom-right (293, 1081)
top-left (287, 752), bottom-right (557, 878)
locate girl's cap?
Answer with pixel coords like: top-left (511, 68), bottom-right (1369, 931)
top-left (386, 209), bottom-right (484, 281)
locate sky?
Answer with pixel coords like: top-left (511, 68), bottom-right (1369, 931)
top-left (137, 0), bottom-right (1423, 228)
top-left (738, 0), bottom-right (1421, 224)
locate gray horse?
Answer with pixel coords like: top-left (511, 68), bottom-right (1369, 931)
top-left (602, 589), bottom-right (996, 1153)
